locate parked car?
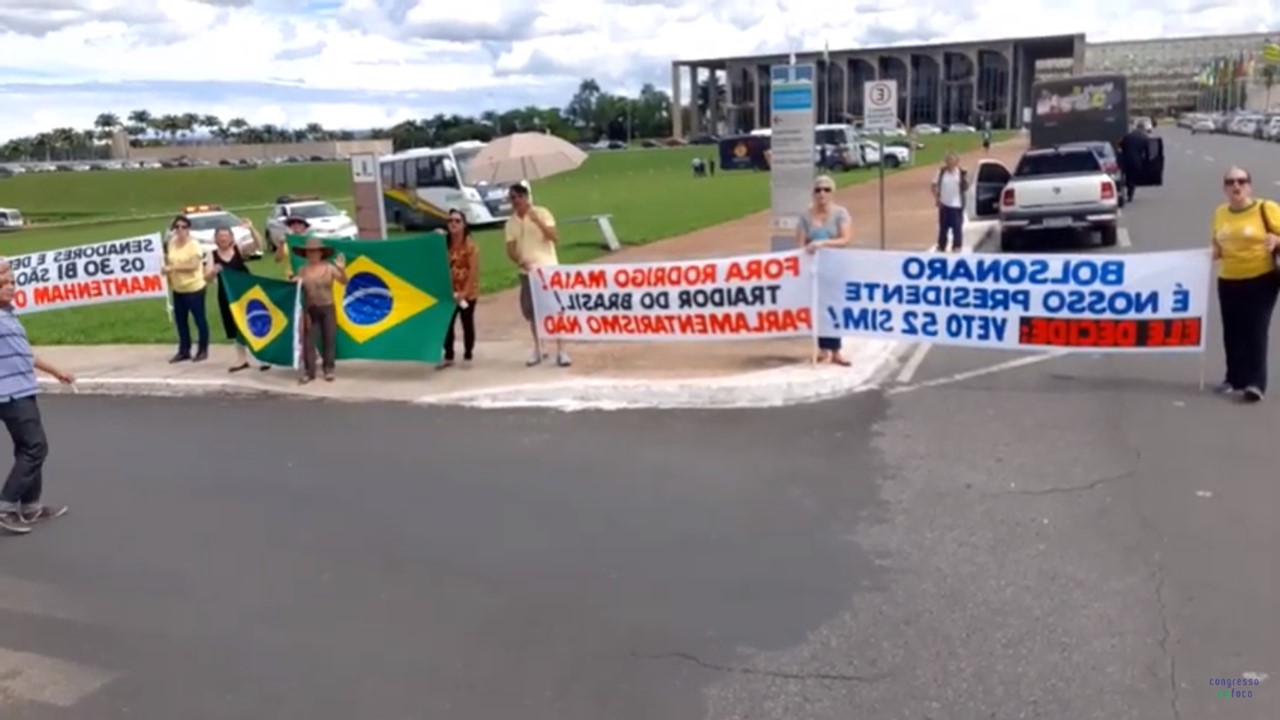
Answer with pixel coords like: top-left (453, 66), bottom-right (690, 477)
top-left (1059, 141), bottom-right (1126, 207)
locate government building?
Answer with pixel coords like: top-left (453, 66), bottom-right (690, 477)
top-left (671, 32), bottom-right (1273, 136)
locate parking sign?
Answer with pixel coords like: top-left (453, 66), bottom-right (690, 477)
top-left (863, 80), bottom-right (899, 133)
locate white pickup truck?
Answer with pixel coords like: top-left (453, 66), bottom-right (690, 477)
top-left (970, 146), bottom-right (1120, 251)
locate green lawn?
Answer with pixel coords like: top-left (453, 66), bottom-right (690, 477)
top-left (4, 133), bottom-right (1008, 344)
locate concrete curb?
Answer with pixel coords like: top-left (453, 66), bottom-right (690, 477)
top-left (415, 340), bottom-right (900, 410)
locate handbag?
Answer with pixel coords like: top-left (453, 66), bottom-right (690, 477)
top-left (1259, 200), bottom-right (1280, 271)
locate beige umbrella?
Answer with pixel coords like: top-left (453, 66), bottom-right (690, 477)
top-left (462, 132), bottom-right (588, 185)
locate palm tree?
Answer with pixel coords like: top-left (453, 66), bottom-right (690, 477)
top-left (225, 117), bottom-right (250, 143)
top-left (93, 112), bottom-right (120, 140)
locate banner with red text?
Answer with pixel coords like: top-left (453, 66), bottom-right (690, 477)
top-left (7, 233), bottom-right (168, 315)
top-left (530, 251), bottom-right (814, 341)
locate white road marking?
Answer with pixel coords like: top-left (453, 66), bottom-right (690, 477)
top-left (0, 575), bottom-right (89, 622)
top-left (0, 648), bottom-right (115, 708)
top-left (1204, 155), bottom-right (1215, 162)
top-left (895, 342), bottom-right (932, 384)
top-left (1185, 149), bottom-right (1194, 155)
top-left (888, 352), bottom-right (1066, 394)
top-left (1117, 227), bottom-right (1131, 247)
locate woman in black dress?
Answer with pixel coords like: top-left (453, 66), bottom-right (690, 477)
top-left (206, 221), bottom-right (270, 372)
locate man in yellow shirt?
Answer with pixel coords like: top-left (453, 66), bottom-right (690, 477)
top-left (505, 182), bottom-right (570, 367)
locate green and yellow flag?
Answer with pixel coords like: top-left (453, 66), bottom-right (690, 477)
top-left (1262, 39), bottom-right (1280, 65)
top-left (285, 234), bottom-right (456, 363)
top-left (220, 270), bottom-right (301, 367)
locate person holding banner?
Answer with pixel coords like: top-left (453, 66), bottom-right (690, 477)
top-left (207, 222), bottom-right (270, 373)
top-left (1212, 166), bottom-right (1280, 403)
top-left (163, 215), bottom-right (210, 363)
top-left (505, 182), bottom-right (570, 368)
top-left (438, 209), bottom-right (480, 369)
top-left (292, 238), bottom-right (347, 383)
top-left (797, 174), bottom-right (853, 365)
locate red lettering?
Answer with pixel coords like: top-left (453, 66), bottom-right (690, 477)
top-left (549, 269), bottom-right (607, 290)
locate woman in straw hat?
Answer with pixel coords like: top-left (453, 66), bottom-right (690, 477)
top-left (291, 237), bottom-right (347, 383)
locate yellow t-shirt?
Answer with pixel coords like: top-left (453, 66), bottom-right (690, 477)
top-left (167, 239), bottom-right (207, 293)
top-left (504, 206), bottom-right (558, 272)
top-left (1214, 200), bottom-right (1279, 280)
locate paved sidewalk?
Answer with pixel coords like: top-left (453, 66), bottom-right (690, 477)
top-left (35, 140), bottom-right (1020, 408)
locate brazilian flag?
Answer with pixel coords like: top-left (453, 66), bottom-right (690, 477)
top-left (220, 271), bottom-right (301, 367)
top-left (285, 234), bottom-right (455, 363)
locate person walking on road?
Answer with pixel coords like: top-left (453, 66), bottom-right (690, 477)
top-left (292, 238), bottom-right (347, 384)
top-left (207, 221), bottom-right (271, 373)
top-left (1211, 166), bottom-right (1280, 403)
top-left (163, 214), bottom-right (210, 363)
top-left (438, 209), bottom-right (480, 369)
top-left (797, 174), bottom-right (853, 365)
top-left (0, 265), bottom-right (76, 535)
top-left (932, 152), bottom-right (968, 253)
top-left (1118, 126), bottom-right (1148, 203)
top-left (981, 121), bottom-right (992, 153)
top-left (505, 182), bottom-right (570, 367)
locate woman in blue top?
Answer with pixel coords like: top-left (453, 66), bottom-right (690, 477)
top-left (797, 174), bottom-right (853, 365)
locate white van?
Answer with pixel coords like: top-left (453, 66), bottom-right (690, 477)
top-left (0, 208), bottom-right (24, 232)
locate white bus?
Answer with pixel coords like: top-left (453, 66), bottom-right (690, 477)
top-left (379, 142), bottom-right (514, 231)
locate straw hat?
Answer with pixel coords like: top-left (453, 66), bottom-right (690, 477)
top-left (291, 236), bottom-right (334, 258)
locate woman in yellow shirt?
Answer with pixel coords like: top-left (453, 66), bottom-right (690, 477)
top-left (162, 215), bottom-right (211, 363)
top-left (1211, 166), bottom-right (1280, 402)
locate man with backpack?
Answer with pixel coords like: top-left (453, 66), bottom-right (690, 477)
top-left (932, 152), bottom-right (969, 252)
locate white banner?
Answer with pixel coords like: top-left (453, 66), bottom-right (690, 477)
top-left (816, 249), bottom-right (1212, 352)
top-left (7, 233), bottom-right (168, 315)
top-left (530, 251), bottom-right (814, 341)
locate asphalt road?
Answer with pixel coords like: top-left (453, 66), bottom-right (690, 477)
top-left (1, 127), bottom-right (1275, 720)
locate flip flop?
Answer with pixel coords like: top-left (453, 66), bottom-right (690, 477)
top-left (228, 363), bottom-right (250, 373)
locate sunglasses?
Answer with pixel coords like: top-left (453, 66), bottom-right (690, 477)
top-left (813, 187), bottom-right (832, 193)
top-left (1224, 178), bottom-right (1249, 186)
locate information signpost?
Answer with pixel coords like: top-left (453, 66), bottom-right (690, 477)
top-left (350, 152), bottom-right (386, 240)
top-left (768, 63), bottom-right (816, 253)
top-left (862, 80), bottom-right (899, 250)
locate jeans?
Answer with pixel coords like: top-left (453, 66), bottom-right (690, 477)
top-left (173, 288), bottom-right (210, 356)
top-left (302, 304), bottom-right (338, 378)
top-left (937, 206), bottom-right (964, 251)
top-left (817, 336), bottom-right (842, 351)
top-left (0, 397), bottom-right (47, 510)
top-left (444, 302), bottom-right (477, 360)
top-left (1218, 271), bottom-right (1280, 392)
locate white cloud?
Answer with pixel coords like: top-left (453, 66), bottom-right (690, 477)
top-left (0, 0), bottom-right (1276, 140)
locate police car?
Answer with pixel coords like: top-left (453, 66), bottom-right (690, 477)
top-left (172, 205), bottom-right (262, 257)
top-left (0, 208), bottom-right (24, 232)
top-left (264, 195), bottom-right (358, 249)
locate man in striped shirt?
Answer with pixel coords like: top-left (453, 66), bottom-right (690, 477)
top-left (0, 265), bottom-right (76, 535)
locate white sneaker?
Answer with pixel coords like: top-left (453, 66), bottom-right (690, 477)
top-left (555, 351), bottom-right (572, 367)
top-left (526, 349), bottom-right (543, 367)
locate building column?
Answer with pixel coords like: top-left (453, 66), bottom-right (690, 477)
top-left (708, 67), bottom-right (719, 134)
top-left (904, 55), bottom-right (914, 126)
top-left (1005, 44), bottom-right (1016, 129)
top-left (934, 53), bottom-right (944, 125)
top-left (753, 66), bottom-right (762, 130)
top-left (1071, 34), bottom-right (1086, 75)
top-left (690, 65), bottom-right (702, 135)
top-left (671, 63), bottom-right (683, 138)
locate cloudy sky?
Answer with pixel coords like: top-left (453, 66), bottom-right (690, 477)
top-left (0, 0), bottom-right (1275, 140)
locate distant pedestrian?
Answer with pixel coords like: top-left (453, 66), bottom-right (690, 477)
top-left (505, 182), bottom-right (570, 367)
top-left (1118, 127), bottom-right (1148, 202)
top-left (981, 122), bottom-right (992, 153)
top-left (931, 152), bottom-right (968, 252)
top-left (163, 214), bottom-right (210, 363)
top-left (1211, 166), bottom-right (1280, 403)
top-left (0, 266), bottom-right (76, 535)
top-left (292, 237), bottom-right (347, 384)
top-left (207, 221), bottom-right (270, 373)
top-left (797, 174), bottom-right (853, 365)
top-left (438, 209), bottom-right (479, 369)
